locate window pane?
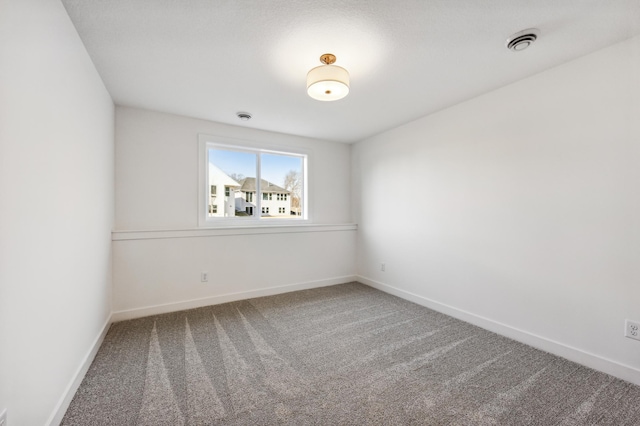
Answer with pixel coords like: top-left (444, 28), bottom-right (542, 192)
top-left (202, 141), bottom-right (307, 224)
top-left (208, 148), bottom-right (256, 218)
top-left (261, 153), bottom-right (304, 219)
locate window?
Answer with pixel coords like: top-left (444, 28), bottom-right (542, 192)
top-left (198, 135), bottom-right (308, 225)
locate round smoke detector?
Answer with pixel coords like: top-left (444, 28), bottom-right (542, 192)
top-left (506, 28), bottom-right (540, 52)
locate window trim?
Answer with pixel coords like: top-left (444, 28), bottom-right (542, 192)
top-left (198, 134), bottom-right (310, 227)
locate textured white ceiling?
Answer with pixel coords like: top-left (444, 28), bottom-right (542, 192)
top-left (61, 0), bottom-right (640, 143)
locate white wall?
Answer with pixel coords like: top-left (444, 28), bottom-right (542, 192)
top-left (0, 0), bottom-right (114, 424)
top-left (113, 107), bottom-right (355, 317)
top-left (112, 228), bottom-right (356, 317)
top-left (353, 35), bottom-right (640, 384)
top-left (115, 107), bottom-right (352, 230)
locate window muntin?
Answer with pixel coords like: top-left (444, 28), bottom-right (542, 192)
top-left (200, 138), bottom-right (307, 225)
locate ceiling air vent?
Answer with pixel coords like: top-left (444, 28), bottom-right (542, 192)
top-left (506, 29), bottom-right (539, 52)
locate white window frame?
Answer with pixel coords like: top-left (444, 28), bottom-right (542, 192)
top-left (198, 134), bottom-right (310, 227)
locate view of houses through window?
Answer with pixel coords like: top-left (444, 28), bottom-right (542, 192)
top-left (207, 146), bottom-right (305, 220)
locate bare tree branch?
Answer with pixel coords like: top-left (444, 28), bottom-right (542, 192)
top-left (283, 170), bottom-right (302, 214)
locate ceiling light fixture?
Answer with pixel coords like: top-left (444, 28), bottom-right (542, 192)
top-left (306, 53), bottom-right (350, 101)
top-left (506, 29), bottom-right (540, 52)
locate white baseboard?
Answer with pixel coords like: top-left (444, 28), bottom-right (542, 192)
top-left (112, 275), bottom-right (358, 322)
top-left (46, 315), bottom-right (112, 426)
top-left (358, 275), bottom-right (640, 387)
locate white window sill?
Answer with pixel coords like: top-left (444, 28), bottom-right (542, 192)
top-left (112, 223), bottom-right (357, 241)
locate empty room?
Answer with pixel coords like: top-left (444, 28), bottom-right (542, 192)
top-left (2, 0), bottom-right (640, 424)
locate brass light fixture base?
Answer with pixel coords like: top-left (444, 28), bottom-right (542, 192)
top-left (319, 53), bottom-right (336, 65)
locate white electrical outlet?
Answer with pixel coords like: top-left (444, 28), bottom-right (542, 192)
top-left (201, 272), bottom-right (208, 282)
top-left (0, 408), bottom-right (7, 426)
top-left (381, 263), bottom-right (386, 272)
top-left (625, 320), bottom-right (640, 341)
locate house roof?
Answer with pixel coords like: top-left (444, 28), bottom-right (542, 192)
top-left (209, 164), bottom-right (241, 187)
top-left (238, 178), bottom-right (290, 194)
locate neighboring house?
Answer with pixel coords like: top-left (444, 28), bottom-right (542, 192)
top-left (208, 164), bottom-right (241, 217)
top-left (236, 177), bottom-right (291, 217)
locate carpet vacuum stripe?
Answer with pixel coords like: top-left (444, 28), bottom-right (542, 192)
top-left (62, 283), bottom-right (640, 425)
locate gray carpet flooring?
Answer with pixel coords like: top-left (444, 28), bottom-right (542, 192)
top-left (62, 282), bottom-right (640, 425)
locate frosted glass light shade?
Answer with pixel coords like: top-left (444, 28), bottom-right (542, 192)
top-left (306, 64), bottom-right (350, 101)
